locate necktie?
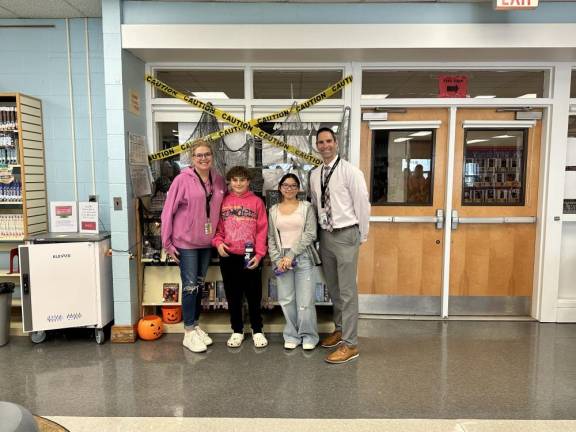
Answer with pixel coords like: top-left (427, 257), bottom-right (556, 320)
top-left (323, 166), bottom-right (333, 231)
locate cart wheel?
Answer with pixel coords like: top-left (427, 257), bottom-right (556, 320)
top-left (30, 331), bottom-right (46, 344)
top-left (95, 328), bottom-right (105, 345)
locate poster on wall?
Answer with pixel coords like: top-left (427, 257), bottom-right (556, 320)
top-left (49, 201), bottom-right (78, 233)
top-left (79, 201), bottom-right (99, 233)
top-left (128, 89), bottom-right (140, 116)
top-left (439, 75), bottom-right (468, 98)
top-left (128, 132), bottom-right (152, 197)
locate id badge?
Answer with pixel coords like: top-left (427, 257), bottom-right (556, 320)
top-left (319, 211), bottom-right (328, 226)
top-left (204, 222), bottom-right (212, 235)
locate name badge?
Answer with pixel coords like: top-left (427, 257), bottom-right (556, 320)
top-left (204, 222), bottom-right (212, 235)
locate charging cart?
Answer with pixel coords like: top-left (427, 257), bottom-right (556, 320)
top-left (18, 232), bottom-right (113, 344)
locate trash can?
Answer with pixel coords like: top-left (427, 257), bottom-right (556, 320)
top-left (0, 282), bottom-right (15, 347)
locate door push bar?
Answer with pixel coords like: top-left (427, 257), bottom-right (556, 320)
top-left (370, 209), bottom-right (444, 230)
top-left (451, 210), bottom-right (536, 230)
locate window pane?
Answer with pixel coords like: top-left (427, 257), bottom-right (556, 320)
top-left (253, 70), bottom-right (343, 99)
top-left (571, 70), bottom-right (576, 99)
top-left (371, 130), bottom-right (434, 205)
top-left (462, 130), bottom-right (527, 206)
top-left (154, 70), bottom-right (244, 99)
top-left (569, 115), bottom-right (576, 138)
top-left (362, 70), bottom-right (545, 98)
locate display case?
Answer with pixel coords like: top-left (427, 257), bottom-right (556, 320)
top-left (0, 93), bottom-right (48, 240)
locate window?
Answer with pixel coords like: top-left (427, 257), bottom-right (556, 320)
top-left (462, 130), bottom-right (527, 206)
top-left (362, 70), bottom-right (546, 99)
top-left (253, 70), bottom-right (343, 99)
top-left (154, 70), bottom-right (244, 99)
top-left (571, 70), bottom-right (576, 99)
top-left (371, 130), bottom-right (434, 205)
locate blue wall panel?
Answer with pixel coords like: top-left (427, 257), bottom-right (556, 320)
top-left (0, 18), bottom-right (109, 227)
top-left (123, 1), bottom-right (576, 25)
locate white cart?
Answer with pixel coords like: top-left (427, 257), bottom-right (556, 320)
top-left (19, 233), bottom-right (113, 344)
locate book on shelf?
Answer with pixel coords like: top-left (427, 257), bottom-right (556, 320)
top-left (162, 283), bottom-right (179, 303)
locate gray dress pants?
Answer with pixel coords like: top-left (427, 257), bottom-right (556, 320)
top-left (319, 225), bottom-right (360, 346)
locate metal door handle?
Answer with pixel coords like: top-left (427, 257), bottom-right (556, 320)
top-left (22, 273), bottom-right (30, 295)
top-left (370, 209), bottom-right (445, 229)
top-left (451, 211), bottom-right (536, 230)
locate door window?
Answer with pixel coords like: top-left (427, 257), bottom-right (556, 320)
top-left (462, 130), bottom-right (527, 206)
top-left (371, 129), bottom-right (434, 205)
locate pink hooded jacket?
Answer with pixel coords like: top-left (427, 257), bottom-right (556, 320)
top-left (211, 190), bottom-right (268, 259)
top-left (161, 167), bottom-right (226, 255)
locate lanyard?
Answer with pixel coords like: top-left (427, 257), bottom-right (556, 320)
top-left (320, 156), bottom-right (340, 208)
top-left (194, 169), bottom-right (213, 219)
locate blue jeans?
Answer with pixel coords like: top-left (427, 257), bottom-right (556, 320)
top-left (177, 248), bottom-right (212, 328)
top-left (277, 250), bottom-right (319, 345)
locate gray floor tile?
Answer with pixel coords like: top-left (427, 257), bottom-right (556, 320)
top-left (1, 320), bottom-right (576, 419)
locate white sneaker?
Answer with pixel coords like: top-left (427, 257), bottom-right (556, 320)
top-left (227, 332), bottom-right (244, 348)
top-left (253, 332), bottom-right (268, 348)
top-left (183, 331), bottom-right (207, 353)
top-left (195, 326), bottom-right (213, 346)
top-left (284, 341), bottom-right (298, 350)
top-left (303, 342), bottom-right (316, 350)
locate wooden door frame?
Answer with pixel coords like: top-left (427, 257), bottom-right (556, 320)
top-left (359, 104), bottom-right (552, 319)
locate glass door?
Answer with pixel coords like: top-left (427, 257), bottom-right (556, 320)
top-left (449, 108), bottom-right (542, 315)
top-left (358, 108), bottom-right (449, 315)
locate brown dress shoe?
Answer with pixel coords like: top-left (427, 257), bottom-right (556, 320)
top-left (320, 331), bottom-right (342, 348)
top-left (325, 345), bottom-right (359, 364)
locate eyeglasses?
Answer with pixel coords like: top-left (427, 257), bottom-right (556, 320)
top-left (193, 152), bottom-right (212, 159)
top-left (280, 184), bottom-right (299, 190)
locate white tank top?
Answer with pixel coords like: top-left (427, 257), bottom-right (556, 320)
top-left (276, 208), bottom-right (304, 249)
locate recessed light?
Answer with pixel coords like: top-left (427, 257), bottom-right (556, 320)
top-left (493, 134), bottom-right (515, 139)
top-left (409, 131), bottom-right (432, 137)
top-left (362, 94), bottom-right (389, 99)
top-left (518, 93), bottom-right (537, 98)
top-left (466, 139), bottom-right (489, 144)
top-left (191, 92), bottom-right (229, 99)
top-left (394, 137), bottom-right (413, 143)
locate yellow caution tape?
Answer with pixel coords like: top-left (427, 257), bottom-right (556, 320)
top-left (146, 74), bottom-right (353, 164)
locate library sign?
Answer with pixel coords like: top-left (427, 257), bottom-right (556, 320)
top-left (494, 0), bottom-right (539, 10)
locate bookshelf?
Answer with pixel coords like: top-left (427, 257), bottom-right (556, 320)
top-left (0, 93), bottom-right (48, 240)
top-left (1, 93), bottom-right (48, 336)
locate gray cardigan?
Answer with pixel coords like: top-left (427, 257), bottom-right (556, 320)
top-left (267, 200), bottom-right (321, 266)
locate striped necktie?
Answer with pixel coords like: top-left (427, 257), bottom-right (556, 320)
top-left (323, 165), bottom-right (334, 231)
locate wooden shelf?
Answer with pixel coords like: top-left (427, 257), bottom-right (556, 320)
top-left (0, 270), bottom-right (19, 278)
top-left (160, 308), bottom-right (335, 334)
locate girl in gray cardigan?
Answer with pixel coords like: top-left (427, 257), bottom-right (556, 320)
top-left (268, 173), bottom-right (320, 350)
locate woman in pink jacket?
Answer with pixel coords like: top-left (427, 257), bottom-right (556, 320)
top-left (161, 140), bottom-right (226, 353)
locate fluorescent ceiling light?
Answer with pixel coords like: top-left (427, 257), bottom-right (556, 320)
top-left (474, 95), bottom-right (497, 99)
top-left (394, 137), bottom-right (412, 143)
top-left (518, 93), bottom-right (537, 98)
top-left (466, 139), bottom-right (489, 144)
top-left (191, 92), bottom-right (229, 99)
top-left (409, 131), bottom-right (432, 137)
top-left (493, 134), bottom-right (515, 139)
top-left (363, 94), bottom-right (389, 99)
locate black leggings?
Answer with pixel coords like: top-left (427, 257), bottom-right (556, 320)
top-left (219, 254), bottom-right (263, 333)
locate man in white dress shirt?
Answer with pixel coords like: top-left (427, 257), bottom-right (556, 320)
top-left (310, 127), bottom-right (370, 364)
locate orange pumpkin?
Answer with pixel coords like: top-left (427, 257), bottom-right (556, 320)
top-left (137, 315), bottom-right (163, 341)
top-left (161, 305), bottom-right (182, 324)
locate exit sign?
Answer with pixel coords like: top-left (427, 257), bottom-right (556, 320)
top-left (494, 0), bottom-right (539, 10)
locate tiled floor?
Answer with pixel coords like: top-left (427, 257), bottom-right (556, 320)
top-left (1, 320), bottom-right (576, 423)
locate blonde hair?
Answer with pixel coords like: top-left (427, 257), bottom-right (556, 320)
top-left (189, 140), bottom-right (213, 158)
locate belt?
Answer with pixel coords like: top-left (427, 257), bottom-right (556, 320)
top-left (324, 224), bottom-right (358, 232)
